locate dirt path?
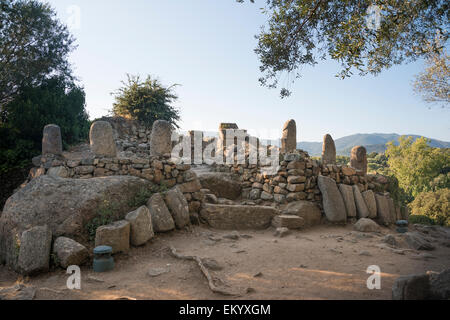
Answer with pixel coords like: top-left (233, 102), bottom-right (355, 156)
top-left (1, 224), bottom-right (449, 300)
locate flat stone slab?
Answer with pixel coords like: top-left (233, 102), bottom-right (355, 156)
top-left (200, 204), bottom-right (279, 230)
top-left (272, 215), bottom-right (305, 229)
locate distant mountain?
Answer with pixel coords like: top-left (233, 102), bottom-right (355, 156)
top-left (297, 133), bottom-right (450, 156)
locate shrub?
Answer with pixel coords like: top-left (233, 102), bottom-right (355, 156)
top-left (408, 215), bottom-right (436, 226)
top-left (85, 199), bottom-right (120, 241)
top-left (409, 188), bottom-right (450, 227)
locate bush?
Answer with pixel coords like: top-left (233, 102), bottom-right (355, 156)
top-left (111, 74), bottom-right (180, 128)
top-left (409, 189), bottom-right (450, 227)
top-left (408, 215), bottom-right (436, 226)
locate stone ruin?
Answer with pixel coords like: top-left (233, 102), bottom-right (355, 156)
top-left (0, 116), bottom-right (408, 276)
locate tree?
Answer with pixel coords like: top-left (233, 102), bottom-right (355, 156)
top-left (409, 188), bottom-right (450, 226)
top-left (111, 74), bottom-right (181, 128)
top-left (385, 136), bottom-right (449, 198)
top-left (0, 77), bottom-right (90, 173)
top-left (413, 39), bottom-right (449, 106)
top-left (0, 0), bottom-right (75, 109)
top-left (238, 0), bottom-right (449, 97)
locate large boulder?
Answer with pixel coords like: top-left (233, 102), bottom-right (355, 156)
top-left (146, 193), bottom-right (175, 232)
top-left (0, 175), bottom-right (151, 270)
top-left (392, 274), bottom-right (431, 300)
top-left (403, 232), bottom-right (435, 251)
top-left (200, 204), bottom-right (278, 230)
top-left (281, 200), bottom-right (322, 227)
top-left (317, 176), bottom-right (346, 223)
top-left (362, 190), bottom-right (377, 219)
top-left (95, 220), bottom-right (130, 254)
top-left (197, 172), bottom-right (242, 200)
top-left (125, 206), bottom-right (154, 246)
top-left (53, 237), bottom-right (89, 268)
top-left (353, 185), bottom-right (370, 219)
top-left (430, 269), bottom-right (450, 299)
top-left (164, 186), bottom-right (190, 229)
top-left (354, 218), bottom-right (380, 232)
top-left (338, 184), bottom-right (356, 218)
top-left (17, 225), bottom-right (52, 275)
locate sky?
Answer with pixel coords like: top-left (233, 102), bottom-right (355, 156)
top-left (46, 0), bottom-right (449, 142)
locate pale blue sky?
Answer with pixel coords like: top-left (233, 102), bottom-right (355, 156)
top-left (47, 0), bottom-right (449, 142)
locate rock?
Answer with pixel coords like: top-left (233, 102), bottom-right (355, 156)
top-left (392, 274), bottom-right (431, 300)
top-left (387, 197), bottom-right (398, 223)
top-left (430, 268), bottom-right (450, 299)
top-left (200, 204), bottom-right (278, 230)
top-left (359, 250), bottom-right (371, 256)
top-left (404, 232), bottom-right (435, 251)
top-left (150, 120), bottom-right (172, 156)
top-left (202, 258), bottom-right (223, 270)
top-left (53, 237), bottom-right (89, 268)
top-left (177, 179), bottom-right (202, 193)
top-left (204, 193), bottom-right (219, 204)
top-left (272, 215), bottom-right (305, 229)
top-left (353, 185), bottom-right (370, 218)
top-left (0, 284), bottom-right (36, 300)
top-left (125, 206), bottom-right (154, 246)
top-left (47, 166), bottom-right (69, 178)
top-left (197, 172), bottom-right (242, 200)
top-left (375, 194), bottom-right (391, 225)
top-left (165, 186), bottom-right (190, 229)
top-left (146, 193), bottom-right (175, 232)
top-left (317, 176), bottom-right (346, 223)
top-left (383, 234), bottom-right (397, 246)
top-left (282, 201), bottom-right (322, 227)
top-left (223, 231), bottom-right (240, 240)
top-left (338, 184), bottom-right (357, 218)
top-left (17, 225), bottom-right (52, 275)
top-left (321, 134), bottom-right (336, 164)
top-left (42, 124), bottom-right (62, 155)
top-left (362, 190), bottom-right (377, 219)
top-left (89, 121), bottom-right (117, 157)
top-left (350, 146), bottom-right (367, 175)
top-left (274, 227), bottom-right (290, 237)
top-left (249, 189), bottom-right (261, 200)
top-left (0, 175), bottom-right (151, 270)
top-left (260, 191), bottom-right (274, 200)
top-left (354, 218), bottom-right (380, 232)
top-left (281, 119), bottom-right (297, 153)
top-left (95, 220), bottom-right (130, 254)
top-left (341, 166), bottom-right (356, 176)
top-left (147, 267), bottom-right (170, 277)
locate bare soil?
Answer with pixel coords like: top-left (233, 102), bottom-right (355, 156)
top-left (1, 224), bottom-right (449, 300)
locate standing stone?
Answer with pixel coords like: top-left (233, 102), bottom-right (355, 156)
top-left (164, 186), bottom-right (190, 229)
top-left (42, 124), bottom-right (62, 155)
top-left (362, 190), bottom-right (377, 219)
top-left (375, 194), bottom-right (391, 225)
top-left (321, 134), bottom-right (336, 164)
top-left (90, 121), bottom-right (117, 157)
top-left (317, 176), bottom-right (346, 223)
top-left (18, 225), bottom-right (52, 275)
top-left (338, 184), bottom-right (357, 218)
top-left (387, 197), bottom-right (397, 223)
top-left (95, 220), bottom-right (130, 253)
top-left (350, 146), bottom-right (368, 175)
top-left (53, 237), bottom-right (89, 268)
top-left (150, 120), bottom-right (172, 157)
top-left (146, 193), bottom-right (175, 232)
top-left (125, 206), bottom-right (154, 246)
top-left (353, 185), bottom-right (370, 218)
top-left (281, 119), bottom-right (297, 154)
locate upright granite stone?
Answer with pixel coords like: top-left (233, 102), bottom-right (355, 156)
top-left (42, 124), bottom-right (62, 155)
top-left (18, 225), bottom-right (52, 275)
top-left (125, 206), bottom-right (154, 246)
top-left (281, 119), bottom-right (297, 154)
top-left (338, 184), bottom-right (357, 218)
top-left (353, 185), bottom-right (370, 218)
top-left (90, 121), bottom-right (117, 157)
top-left (350, 146), bottom-right (368, 174)
top-left (150, 120), bottom-right (172, 157)
top-left (375, 193), bottom-right (391, 225)
top-left (282, 201), bottom-right (322, 227)
top-left (95, 220), bottom-right (130, 254)
top-left (146, 193), bottom-right (175, 232)
top-left (164, 186), bottom-right (190, 229)
top-left (317, 176), bottom-right (346, 223)
top-left (362, 190), bottom-right (377, 219)
top-left (321, 134), bottom-right (336, 164)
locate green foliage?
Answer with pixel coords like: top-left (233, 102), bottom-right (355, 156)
top-left (335, 155), bottom-right (349, 166)
top-left (408, 214), bottom-right (436, 226)
top-left (111, 74), bottom-right (180, 128)
top-left (0, 0), bottom-right (75, 106)
top-left (386, 136), bottom-right (449, 198)
top-left (127, 187), bottom-right (153, 209)
top-left (409, 188), bottom-right (450, 227)
top-left (238, 0), bottom-right (448, 97)
top-left (367, 152), bottom-right (389, 174)
top-left (0, 77), bottom-right (90, 173)
top-left (85, 199), bottom-right (120, 241)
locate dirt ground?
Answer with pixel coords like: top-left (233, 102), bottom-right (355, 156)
top-left (1, 224), bottom-right (449, 300)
